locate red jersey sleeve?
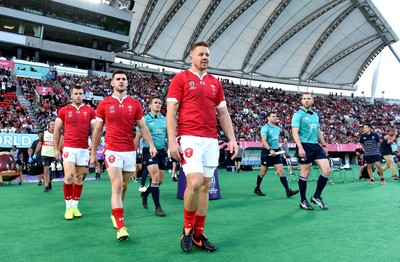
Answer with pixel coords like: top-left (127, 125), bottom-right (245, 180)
top-left (89, 107), bottom-right (96, 122)
top-left (134, 100), bottom-right (144, 120)
top-left (215, 79), bottom-right (226, 106)
top-left (57, 107), bottom-right (66, 122)
top-left (96, 102), bottom-right (105, 121)
top-left (167, 73), bottom-right (184, 102)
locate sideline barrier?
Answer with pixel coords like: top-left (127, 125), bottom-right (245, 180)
top-left (177, 168), bottom-right (221, 200)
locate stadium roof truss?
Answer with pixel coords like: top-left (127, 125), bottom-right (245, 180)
top-left (117, 0), bottom-right (398, 91)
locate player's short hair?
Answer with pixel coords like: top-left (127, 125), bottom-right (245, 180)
top-left (112, 69), bottom-right (127, 79)
top-left (190, 41), bottom-right (208, 52)
top-left (363, 123), bottom-right (373, 129)
top-left (149, 96), bottom-right (161, 104)
top-left (302, 92), bottom-right (313, 98)
top-left (267, 111), bottom-right (277, 118)
top-left (71, 85), bottom-right (83, 91)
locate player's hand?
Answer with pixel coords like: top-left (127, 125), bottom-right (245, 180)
top-left (323, 146), bottom-right (329, 156)
top-left (298, 148), bottom-right (306, 158)
top-left (229, 141), bottom-right (238, 159)
top-left (32, 154), bottom-right (37, 160)
top-left (54, 149), bottom-right (60, 160)
top-left (270, 149), bottom-right (276, 156)
top-left (149, 145), bottom-right (158, 158)
top-left (169, 141), bottom-right (182, 162)
top-left (90, 153), bottom-right (98, 167)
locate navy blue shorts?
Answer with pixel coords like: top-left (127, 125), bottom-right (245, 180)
top-left (363, 154), bottom-right (381, 164)
top-left (143, 147), bottom-right (166, 170)
top-left (41, 156), bottom-right (56, 167)
top-left (296, 143), bottom-right (327, 164)
top-left (260, 148), bottom-right (283, 167)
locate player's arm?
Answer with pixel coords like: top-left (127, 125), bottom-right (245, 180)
top-left (317, 129), bottom-right (328, 155)
top-left (134, 130), bottom-right (142, 150)
top-left (389, 132), bottom-right (398, 144)
top-left (88, 120), bottom-right (96, 148)
top-left (261, 135), bottom-right (274, 156)
top-left (291, 113), bottom-right (304, 158)
top-left (216, 105), bottom-right (238, 159)
top-left (291, 127), bottom-right (302, 149)
top-left (136, 119), bottom-right (157, 157)
top-left (34, 139), bottom-right (42, 157)
top-left (166, 100), bottom-right (181, 161)
top-left (90, 120), bottom-right (104, 165)
top-left (53, 118), bottom-right (63, 159)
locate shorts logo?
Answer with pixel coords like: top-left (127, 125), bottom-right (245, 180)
top-left (63, 152), bottom-right (69, 158)
top-left (184, 148), bottom-right (193, 158)
top-left (108, 155), bottom-right (116, 163)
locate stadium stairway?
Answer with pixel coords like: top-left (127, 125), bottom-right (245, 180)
top-left (15, 85), bottom-right (41, 130)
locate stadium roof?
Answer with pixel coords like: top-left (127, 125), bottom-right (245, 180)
top-left (115, 0), bottom-right (398, 91)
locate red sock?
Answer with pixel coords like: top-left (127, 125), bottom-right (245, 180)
top-left (72, 183), bottom-right (83, 201)
top-left (63, 182), bottom-right (73, 200)
top-left (112, 208), bottom-right (125, 230)
top-left (183, 209), bottom-right (196, 229)
top-left (194, 215), bottom-right (206, 238)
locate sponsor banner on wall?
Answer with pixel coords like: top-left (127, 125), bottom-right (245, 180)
top-left (0, 133), bottom-right (38, 148)
top-left (36, 86), bottom-right (53, 95)
top-left (0, 59), bottom-right (14, 68)
top-left (238, 141), bottom-right (361, 152)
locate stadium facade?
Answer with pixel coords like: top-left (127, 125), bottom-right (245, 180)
top-left (0, 0), bottom-right (398, 94)
top-left (0, 0), bottom-right (133, 71)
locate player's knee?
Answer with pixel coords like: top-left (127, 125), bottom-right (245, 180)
top-left (322, 166), bottom-right (331, 175)
top-left (186, 179), bottom-right (202, 191)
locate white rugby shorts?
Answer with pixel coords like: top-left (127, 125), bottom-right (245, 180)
top-left (104, 149), bottom-right (136, 172)
top-left (62, 147), bottom-right (89, 166)
top-left (179, 135), bottom-right (218, 177)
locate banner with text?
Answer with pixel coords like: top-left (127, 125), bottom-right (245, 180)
top-left (0, 133), bottom-right (37, 149)
top-left (0, 59), bottom-right (14, 69)
top-left (36, 86), bottom-right (53, 95)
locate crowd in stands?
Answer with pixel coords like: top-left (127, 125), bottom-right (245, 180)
top-left (1, 67), bottom-right (34, 133)
top-left (2, 68), bottom-right (400, 144)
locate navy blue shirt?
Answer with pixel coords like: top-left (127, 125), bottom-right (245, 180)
top-left (380, 139), bottom-right (392, 156)
top-left (360, 132), bottom-right (380, 156)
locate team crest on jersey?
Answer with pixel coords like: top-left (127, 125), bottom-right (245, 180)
top-left (83, 112), bottom-right (87, 118)
top-left (184, 148), bottom-right (193, 158)
top-left (64, 152), bottom-right (69, 158)
top-left (189, 81), bottom-right (196, 90)
top-left (108, 155), bottom-right (116, 163)
top-left (68, 111), bottom-right (73, 117)
top-left (211, 84), bottom-right (216, 95)
top-left (128, 105), bottom-right (133, 112)
top-left (109, 105), bottom-right (115, 113)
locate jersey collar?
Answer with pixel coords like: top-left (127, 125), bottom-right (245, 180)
top-left (70, 103), bottom-right (85, 110)
top-left (112, 95), bottom-right (128, 103)
top-left (189, 69), bottom-right (208, 80)
top-left (301, 107), bottom-right (314, 115)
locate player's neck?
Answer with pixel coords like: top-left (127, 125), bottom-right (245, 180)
top-left (190, 67), bottom-right (207, 77)
top-left (113, 91), bottom-right (127, 100)
top-left (71, 102), bottom-right (82, 108)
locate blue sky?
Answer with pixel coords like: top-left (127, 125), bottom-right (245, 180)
top-left (355, 0), bottom-right (400, 100)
